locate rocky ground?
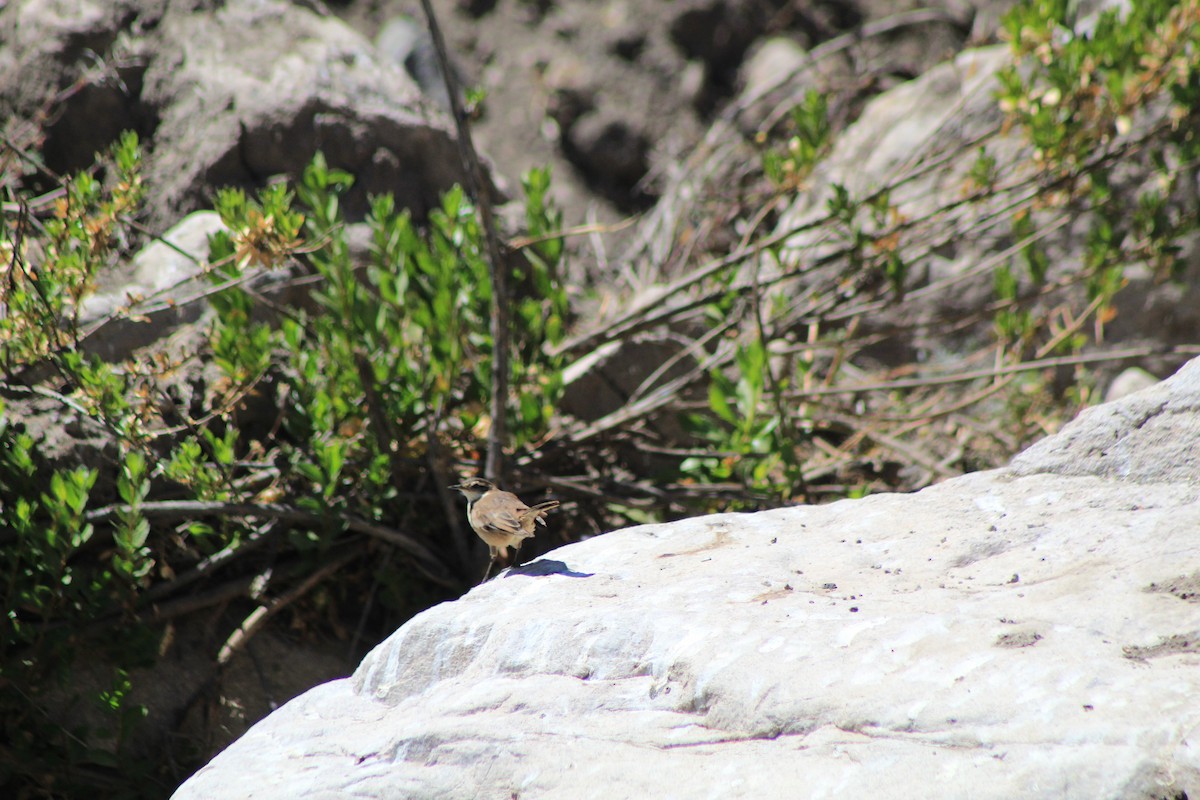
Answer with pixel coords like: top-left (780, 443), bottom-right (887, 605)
top-left (335, 0), bottom-right (981, 275)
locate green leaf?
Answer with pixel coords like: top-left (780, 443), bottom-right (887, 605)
top-left (709, 381), bottom-right (736, 424)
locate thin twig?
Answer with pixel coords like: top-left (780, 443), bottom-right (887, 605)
top-left (141, 573), bottom-right (261, 626)
top-left (0, 133), bottom-right (65, 184)
top-left (778, 345), bottom-right (1200, 400)
top-left (417, 0), bottom-right (510, 482)
top-left (217, 543), bottom-right (363, 665)
top-left (83, 499), bottom-right (456, 587)
top-left (508, 216), bottom-right (636, 250)
top-left (141, 522), bottom-right (277, 604)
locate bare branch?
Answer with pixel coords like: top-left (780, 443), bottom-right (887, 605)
top-left (217, 543), bottom-right (363, 665)
top-left (417, 0), bottom-right (511, 482)
top-left (83, 499), bottom-right (457, 588)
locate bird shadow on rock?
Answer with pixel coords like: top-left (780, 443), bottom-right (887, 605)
top-left (504, 559), bottom-right (594, 578)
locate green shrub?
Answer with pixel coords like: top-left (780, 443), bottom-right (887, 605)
top-left (1, 135), bottom-right (567, 795)
top-left (672, 0), bottom-right (1200, 508)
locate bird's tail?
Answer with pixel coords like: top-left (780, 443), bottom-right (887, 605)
top-left (523, 500), bottom-right (560, 525)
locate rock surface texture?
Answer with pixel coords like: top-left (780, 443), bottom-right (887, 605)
top-left (174, 357), bottom-right (1200, 799)
top-left (0, 0), bottom-right (473, 232)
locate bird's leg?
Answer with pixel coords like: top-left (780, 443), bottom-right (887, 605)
top-left (480, 545), bottom-right (499, 583)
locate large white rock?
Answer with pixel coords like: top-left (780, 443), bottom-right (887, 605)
top-left (174, 358), bottom-right (1200, 799)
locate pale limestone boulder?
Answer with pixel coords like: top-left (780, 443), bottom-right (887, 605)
top-left (174, 358), bottom-right (1200, 799)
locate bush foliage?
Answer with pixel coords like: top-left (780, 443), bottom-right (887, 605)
top-left (1, 136), bottom-right (568, 794)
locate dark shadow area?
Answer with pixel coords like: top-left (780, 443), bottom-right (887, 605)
top-left (504, 559), bottom-right (594, 579)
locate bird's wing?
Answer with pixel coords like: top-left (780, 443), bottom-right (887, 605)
top-left (479, 509), bottom-right (526, 536)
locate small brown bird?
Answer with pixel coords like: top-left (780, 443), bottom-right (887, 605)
top-left (450, 477), bottom-right (559, 582)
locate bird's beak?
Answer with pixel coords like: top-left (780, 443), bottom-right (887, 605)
top-left (448, 484), bottom-right (462, 491)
